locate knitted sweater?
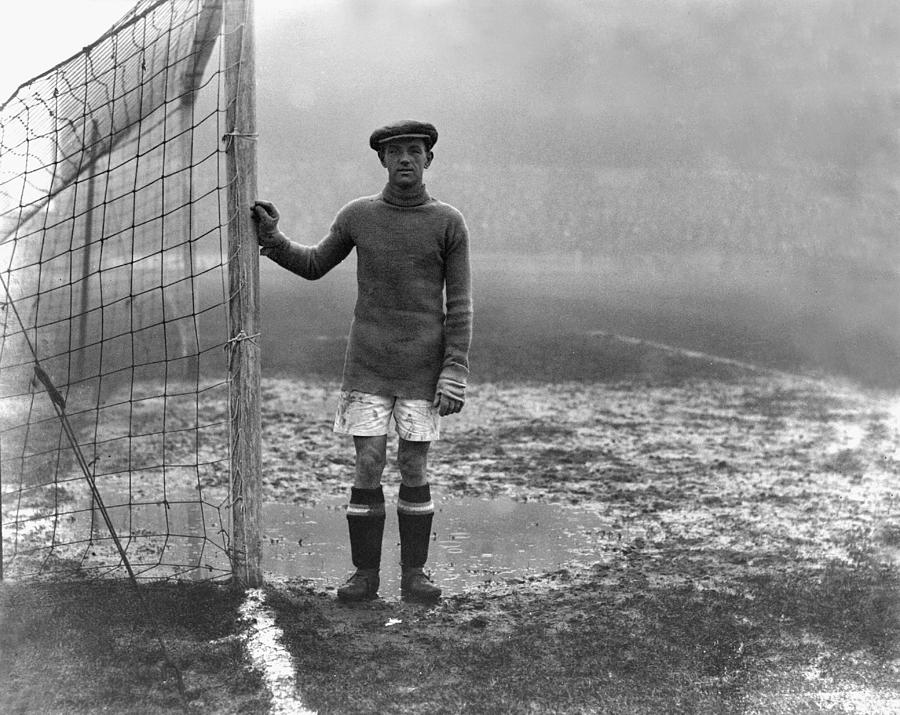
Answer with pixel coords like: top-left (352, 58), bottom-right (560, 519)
top-left (264, 183), bottom-right (473, 401)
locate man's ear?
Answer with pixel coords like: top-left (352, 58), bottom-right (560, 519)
top-left (378, 149), bottom-right (387, 168)
top-left (424, 150), bottom-right (434, 168)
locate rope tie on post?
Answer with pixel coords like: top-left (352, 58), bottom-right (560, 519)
top-left (224, 330), bottom-right (260, 355)
top-left (221, 131), bottom-right (258, 149)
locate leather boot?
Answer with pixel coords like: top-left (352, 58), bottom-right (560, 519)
top-left (401, 566), bottom-right (441, 603)
top-left (337, 568), bottom-right (380, 602)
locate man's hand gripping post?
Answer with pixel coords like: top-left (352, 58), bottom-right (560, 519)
top-left (250, 200), bottom-right (288, 256)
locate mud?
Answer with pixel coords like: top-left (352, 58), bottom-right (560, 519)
top-left (256, 364), bottom-right (900, 712)
top-left (4, 353), bottom-right (899, 711)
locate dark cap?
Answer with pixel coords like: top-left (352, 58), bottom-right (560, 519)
top-left (369, 120), bottom-right (438, 150)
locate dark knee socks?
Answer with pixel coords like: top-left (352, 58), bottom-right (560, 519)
top-left (346, 485), bottom-right (435, 570)
top-left (397, 484), bottom-right (435, 569)
top-left (346, 486), bottom-right (386, 571)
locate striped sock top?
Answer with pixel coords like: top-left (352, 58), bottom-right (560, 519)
top-left (397, 484), bottom-right (434, 516)
top-left (346, 486), bottom-right (386, 518)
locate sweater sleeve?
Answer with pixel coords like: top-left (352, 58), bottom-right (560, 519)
top-left (262, 213), bottom-right (354, 280)
top-left (438, 213), bottom-right (473, 399)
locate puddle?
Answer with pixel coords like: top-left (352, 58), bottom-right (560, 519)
top-left (263, 496), bottom-right (609, 597)
top-left (39, 494), bottom-right (611, 594)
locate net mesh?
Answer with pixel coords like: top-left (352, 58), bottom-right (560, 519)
top-left (0, 0), bottom-right (241, 581)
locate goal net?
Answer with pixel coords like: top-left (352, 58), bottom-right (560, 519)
top-left (0, 0), bottom-right (256, 582)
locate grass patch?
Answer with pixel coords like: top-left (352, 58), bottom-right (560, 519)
top-left (263, 550), bottom-right (900, 714)
top-left (0, 579), bottom-right (268, 714)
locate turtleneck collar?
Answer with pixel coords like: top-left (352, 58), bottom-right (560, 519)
top-left (381, 182), bottom-right (431, 208)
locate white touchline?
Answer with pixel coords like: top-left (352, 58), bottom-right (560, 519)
top-left (239, 588), bottom-right (316, 715)
top-left (587, 329), bottom-right (814, 380)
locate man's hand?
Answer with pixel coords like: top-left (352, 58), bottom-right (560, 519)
top-left (433, 392), bottom-right (463, 416)
top-left (434, 374), bottom-right (465, 416)
top-left (250, 200), bottom-right (287, 250)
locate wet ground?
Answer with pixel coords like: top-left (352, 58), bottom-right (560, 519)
top-left (58, 493), bottom-right (611, 595)
top-left (263, 496), bottom-right (608, 597)
top-left (8, 347), bottom-right (898, 596)
top-left (33, 349), bottom-right (896, 585)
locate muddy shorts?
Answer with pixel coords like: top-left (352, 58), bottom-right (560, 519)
top-left (333, 390), bottom-right (441, 441)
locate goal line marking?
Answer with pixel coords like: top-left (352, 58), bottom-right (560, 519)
top-left (240, 589), bottom-right (316, 715)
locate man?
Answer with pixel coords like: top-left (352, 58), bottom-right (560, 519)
top-left (251, 120), bottom-right (472, 603)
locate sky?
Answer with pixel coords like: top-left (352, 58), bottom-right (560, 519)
top-left (0, 0), bottom-right (306, 102)
top-left (0, 1), bottom-right (135, 101)
top-left (1, 0), bottom-right (895, 179)
top-left (4, 0), bottom-right (895, 172)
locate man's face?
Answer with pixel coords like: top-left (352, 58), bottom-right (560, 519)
top-left (380, 138), bottom-right (432, 190)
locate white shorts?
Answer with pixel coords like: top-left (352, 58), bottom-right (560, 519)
top-left (333, 391), bottom-right (440, 441)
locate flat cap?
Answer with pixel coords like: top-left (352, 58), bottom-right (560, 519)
top-left (369, 120), bottom-right (438, 150)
